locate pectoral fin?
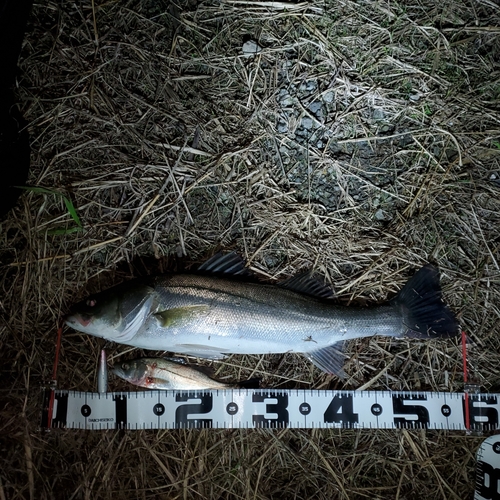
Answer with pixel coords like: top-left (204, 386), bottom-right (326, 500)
top-left (154, 305), bottom-right (210, 327)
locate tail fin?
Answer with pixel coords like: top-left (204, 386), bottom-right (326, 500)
top-left (392, 264), bottom-right (459, 339)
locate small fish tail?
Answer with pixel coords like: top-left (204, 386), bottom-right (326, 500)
top-left (392, 264), bottom-right (459, 339)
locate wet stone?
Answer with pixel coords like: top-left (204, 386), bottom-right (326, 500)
top-left (301, 117), bottom-right (313, 130)
top-left (278, 121), bottom-right (288, 133)
top-left (309, 101), bottom-right (323, 115)
top-left (323, 91), bottom-right (335, 103)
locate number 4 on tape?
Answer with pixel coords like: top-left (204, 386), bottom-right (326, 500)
top-left (475, 435), bottom-right (500, 500)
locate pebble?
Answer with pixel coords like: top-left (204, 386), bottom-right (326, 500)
top-left (374, 209), bottom-right (385, 220)
top-left (277, 122), bottom-right (288, 133)
top-left (280, 96), bottom-right (294, 106)
top-left (323, 91), bottom-right (335, 103)
top-left (309, 101), bottom-right (322, 115)
top-left (301, 117), bottom-right (313, 130)
top-left (242, 40), bottom-right (262, 57)
top-left (306, 80), bottom-right (317, 92)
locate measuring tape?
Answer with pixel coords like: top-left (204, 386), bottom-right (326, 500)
top-left (41, 389), bottom-right (500, 431)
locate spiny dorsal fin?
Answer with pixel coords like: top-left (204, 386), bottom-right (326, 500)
top-left (197, 251), bottom-right (251, 276)
top-left (161, 356), bottom-right (215, 377)
top-left (280, 272), bottom-right (335, 299)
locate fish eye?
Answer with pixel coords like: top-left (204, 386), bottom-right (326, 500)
top-left (86, 298), bottom-right (97, 307)
top-left (122, 363), bottom-right (129, 371)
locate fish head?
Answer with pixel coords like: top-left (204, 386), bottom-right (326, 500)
top-left (65, 281), bottom-right (155, 342)
top-left (112, 359), bottom-right (149, 386)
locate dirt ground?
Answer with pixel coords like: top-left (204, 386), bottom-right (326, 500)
top-left (1, 0), bottom-right (500, 498)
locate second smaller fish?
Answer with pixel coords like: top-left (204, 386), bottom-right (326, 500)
top-left (112, 357), bottom-right (258, 390)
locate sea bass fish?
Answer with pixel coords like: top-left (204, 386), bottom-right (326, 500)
top-left (65, 253), bottom-right (459, 376)
top-left (112, 357), bottom-right (246, 390)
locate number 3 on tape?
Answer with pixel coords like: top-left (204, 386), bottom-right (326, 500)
top-left (475, 435), bottom-right (500, 500)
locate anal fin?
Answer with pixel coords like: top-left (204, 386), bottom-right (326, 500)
top-left (304, 342), bottom-right (348, 378)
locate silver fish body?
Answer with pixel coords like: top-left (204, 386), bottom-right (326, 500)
top-left (112, 357), bottom-right (233, 390)
top-left (134, 274), bottom-right (401, 354)
top-left (66, 254), bottom-right (458, 375)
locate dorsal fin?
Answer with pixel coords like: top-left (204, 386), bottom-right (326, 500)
top-left (197, 251), bottom-right (251, 276)
top-left (162, 357), bottom-right (216, 377)
top-left (280, 272), bottom-right (335, 299)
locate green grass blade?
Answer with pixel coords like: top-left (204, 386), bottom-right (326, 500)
top-left (62, 196), bottom-right (82, 227)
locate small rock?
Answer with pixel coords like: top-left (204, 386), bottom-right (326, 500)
top-left (309, 101), bottom-right (322, 115)
top-left (280, 96), bottom-right (294, 106)
top-left (316, 141), bottom-right (323, 149)
top-left (277, 121), bottom-right (288, 133)
top-left (372, 108), bottom-right (385, 120)
top-left (306, 80), bottom-right (317, 92)
top-left (242, 40), bottom-right (262, 57)
top-left (323, 91), bottom-right (335, 103)
top-left (375, 209), bottom-right (385, 220)
top-left (301, 117), bottom-right (313, 130)
top-left (379, 123), bottom-right (395, 133)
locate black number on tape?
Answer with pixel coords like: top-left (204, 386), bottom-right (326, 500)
top-left (392, 395), bottom-right (429, 429)
top-left (175, 393), bottom-right (213, 428)
top-left (441, 405), bottom-right (451, 417)
top-left (252, 392), bottom-right (289, 428)
top-left (81, 405), bottom-right (91, 417)
top-left (476, 461), bottom-right (500, 500)
top-left (299, 403), bottom-right (311, 416)
top-left (371, 404), bottom-right (382, 416)
top-left (153, 403), bottom-right (165, 416)
top-left (323, 394), bottom-right (359, 427)
top-left (227, 403), bottom-right (238, 415)
top-left (467, 395), bottom-right (499, 430)
top-left (493, 442), bottom-right (500, 455)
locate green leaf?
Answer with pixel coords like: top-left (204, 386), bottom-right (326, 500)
top-left (15, 185), bottom-right (82, 227)
top-left (62, 196), bottom-right (82, 227)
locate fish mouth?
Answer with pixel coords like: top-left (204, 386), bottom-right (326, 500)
top-left (112, 366), bottom-right (144, 385)
top-left (65, 312), bottom-right (92, 328)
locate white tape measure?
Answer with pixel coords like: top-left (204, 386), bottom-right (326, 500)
top-left (41, 389), bottom-right (500, 431)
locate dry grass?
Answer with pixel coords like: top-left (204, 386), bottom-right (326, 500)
top-left (1, 0), bottom-right (500, 498)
